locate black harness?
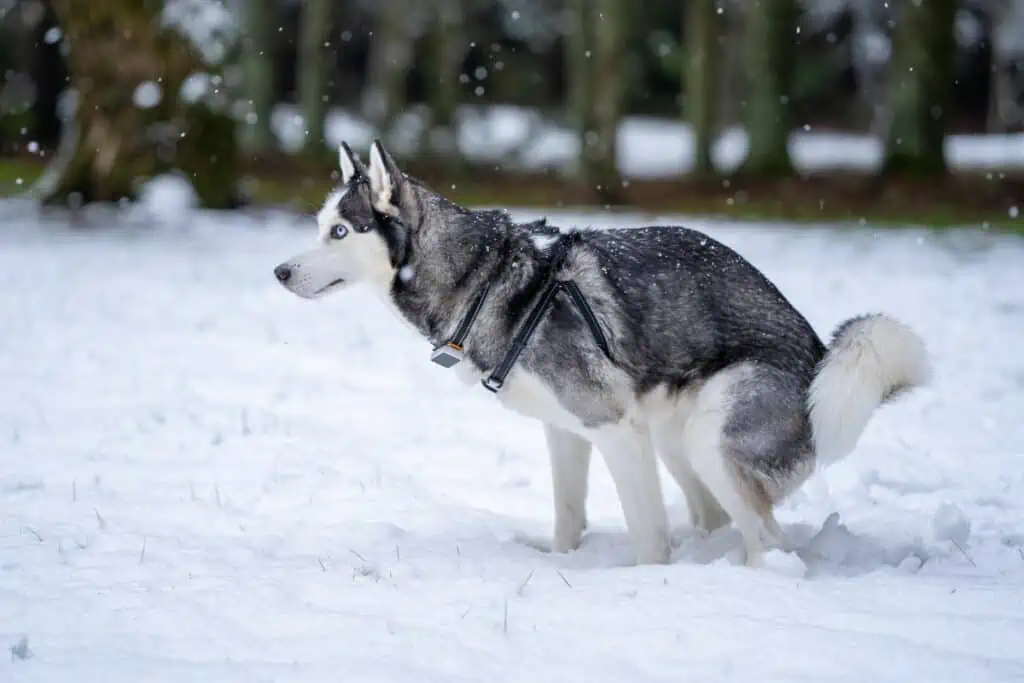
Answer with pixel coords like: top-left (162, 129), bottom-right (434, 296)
top-left (429, 234), bottom-right (611, 394)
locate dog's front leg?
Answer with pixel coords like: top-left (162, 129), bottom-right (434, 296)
top-left (592, 423), bottom-right (672, 565)
top-left (544, 423), bottom-right (592, 553)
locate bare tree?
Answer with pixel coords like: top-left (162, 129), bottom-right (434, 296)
top-left (685, 0), bottom-right (721, 177)
top-left (881, 0), bottom-right (957, 177)
top-left (567, 0), bottom-right (595, 178)
top-left (363, 0), bottom-right (411, 140)
top-left (568, 0), bottom-right (625, 200)
top-left (241, 0), bottom-right (276, 154)
top-left (987, 0), bottom-right (1024, 132)
top-left (42, 0), bottom-right (240, 208)
top-left (426, 0), bottom-right (464, 162)
top-left (741, 0), bottom-right (799, 177)
top-left (297, 0), bottom-right (332, 157)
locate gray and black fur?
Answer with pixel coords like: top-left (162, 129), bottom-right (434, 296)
top-left (274, 140), bottom-right (931, 567)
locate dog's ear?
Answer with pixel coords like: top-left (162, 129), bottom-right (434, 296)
top-left (368, 139), bottom-right (402, 215)
top-left (338, 141), bottom-right (365, 184)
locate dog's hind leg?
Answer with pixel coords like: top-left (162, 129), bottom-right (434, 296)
top-left (651, 427), bottom-right (731, 534)
top-left (682, 363), bottom-right (804, 567)
top-left (591, 423), bottom-right (671, 565)
top-left (544, 423), bottom-right (592, 553)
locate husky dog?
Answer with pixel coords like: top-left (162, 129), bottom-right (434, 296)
top-left (273, 140), bottom-right (930, 567)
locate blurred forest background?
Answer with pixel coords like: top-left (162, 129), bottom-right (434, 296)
top-left (0, 0), bottom-right (1022, 225)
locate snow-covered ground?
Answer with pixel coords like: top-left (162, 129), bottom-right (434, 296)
top-left (2, 203), bottom-right (1024, 682)
top-left (272, 102), bottom-right (1024, 175)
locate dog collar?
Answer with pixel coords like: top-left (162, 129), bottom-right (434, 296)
top-left (429, 284), bottom-right (492, 368)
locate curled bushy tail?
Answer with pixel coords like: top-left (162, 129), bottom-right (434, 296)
top-left (808, 314), bottom-right (931, 467)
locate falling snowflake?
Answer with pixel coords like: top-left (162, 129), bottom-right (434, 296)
top-left (132, 81), bottom-right (163, 109)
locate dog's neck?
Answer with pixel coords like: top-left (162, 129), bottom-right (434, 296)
top-left (381, 206), bottom-right (549, 358)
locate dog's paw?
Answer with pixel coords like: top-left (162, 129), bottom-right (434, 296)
top-left (688, 499), bottom-right (731, 535)
top-left (552, 513), bottom-right (586, 553)
top-left (551, 534), bottom-right (582, 554)
top-left (634, 537), bottom-right (673, 565)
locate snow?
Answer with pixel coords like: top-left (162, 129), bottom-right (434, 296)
top-left (161, 0), bottom-right (236, 67)
top-left (530, 232), bottom-right (560, 251)
top-left (931, 503), bottom-right (971, 549)
top-left (993, 1), bottom-right (1024, 55)
top-left (179, 72), bottom-right (213, 105)
top-left (127, 173), bottom-right (199, 226)
top-left (2, 204), bottom-right (1024, 682)
top-left (398, 265), bottom-right (415, 283)
top-left (42, 27), bottom-right (62, 45)
top-left (272, 103), bottom-right (1024, 176)
top-left (955, 9), bottom-right (984, 48)
top-left (132, 81), bottom-right (163, 110)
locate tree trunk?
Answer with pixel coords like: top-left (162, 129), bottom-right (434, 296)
top-left (22, 0), bottom-right (65, 151)
top-left (567, 0), bottom-right (595, 180)
top-left (568, 0), bottom-right (624, 201)
top-left (363, 0), bottom-right (411, 140)
top-left (685, 0), bottom-right (720, 177)
top-left (47, 0), bottom-right (239, 208)
top-left (426, 0), bottom-right (463, 165)
top-left (986, 1), bottom-right (1020, 133)
top-left (241, 0), bottom-right (276, 154)
top-left (881, 0), bottom-right (957, 177)
top-left (717, 6), bottom-right (744, 132)
top-left (741, 0), bottom-right (798, 177)
top-left (589, 0), bottom-right (625, 199)
top-left (297, 0), bottom-right (332, 157)
top-left (0, 0), bottom-right (42, 154)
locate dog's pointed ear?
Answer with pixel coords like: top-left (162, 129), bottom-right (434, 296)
top-left (338, 141), bottom-right (365, 184)
top-left (368, 138), bottom-right (402, 215)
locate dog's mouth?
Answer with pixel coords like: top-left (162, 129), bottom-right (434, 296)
top-left (313, 278), bottom-right (346, 296)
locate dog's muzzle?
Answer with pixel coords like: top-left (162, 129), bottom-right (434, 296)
top-left (274, 264), bottom-right (292, 284)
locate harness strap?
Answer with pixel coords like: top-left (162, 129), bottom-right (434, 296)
top-left (481, 280), bottom-right (563, 393)
top-left (481, 280), bottom-right (611, 394)
top-left (428, 231), bottom-right (612, 391)
top-left (563, 280), bottom-right (610, 358)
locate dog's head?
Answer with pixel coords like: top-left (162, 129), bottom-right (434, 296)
top-left (273, 141), bottom-right (406, 299)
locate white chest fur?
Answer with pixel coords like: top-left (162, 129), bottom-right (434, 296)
top-left (453, 361), bottom-right (587, 435)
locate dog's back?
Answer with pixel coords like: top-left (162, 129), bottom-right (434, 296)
top-left (571, 224), bottom-right (827, 395)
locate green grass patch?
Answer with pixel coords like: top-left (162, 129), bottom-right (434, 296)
top-left (0, 158), bottom-right (44, 194)
top-left (3, 155), bottom-right (1019, 233)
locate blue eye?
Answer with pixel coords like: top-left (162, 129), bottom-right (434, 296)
top-left (331, 224), bottom-right (348, 239)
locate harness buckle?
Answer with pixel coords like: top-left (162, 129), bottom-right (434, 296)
top-left (481, 375), bottom-right (504, 393)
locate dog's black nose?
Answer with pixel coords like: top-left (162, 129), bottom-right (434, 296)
top-left (274, 264), bottom-right (292, 283)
